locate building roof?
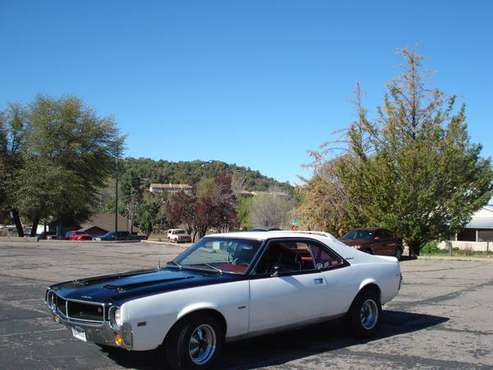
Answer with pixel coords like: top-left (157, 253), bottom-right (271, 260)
top-left (79, 213), bottom-right (138, 233)
top-left (150, 183), bottom-right (192, 189)
top-left (464, 206), bottom-right (493, 229)
top-left (239, 190), bottom-right (288, 197)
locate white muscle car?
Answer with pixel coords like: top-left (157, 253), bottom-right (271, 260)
top-left (45, 231), bottom-right (402, 370)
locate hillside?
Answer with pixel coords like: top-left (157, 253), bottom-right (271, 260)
top-left (122, 158), bottom-right (294, 193)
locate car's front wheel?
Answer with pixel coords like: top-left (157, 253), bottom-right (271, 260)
top-left (165, 313), bottom-right (224, 370)
top-left (346, 288), bottom-right (382, 337)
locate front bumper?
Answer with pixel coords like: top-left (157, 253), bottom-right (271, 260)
top-left (45, 290), bottom-right (132, 349)
top-left (54, 313), bottom-right (119, 346)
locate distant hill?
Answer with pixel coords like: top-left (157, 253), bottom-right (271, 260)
top-left (122, 158), bottom-right (294, 193)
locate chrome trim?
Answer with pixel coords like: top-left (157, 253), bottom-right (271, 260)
top-left (45, 289), bottom-right (106, 325)
top-left (108, 305), bottom-right (119, 329)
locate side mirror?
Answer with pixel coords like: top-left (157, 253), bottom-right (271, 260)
top-left (270, 265), bottom-right (280, 277)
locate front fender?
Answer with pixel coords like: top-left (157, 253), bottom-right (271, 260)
top-left (176, 302), bottom-right (223, 321)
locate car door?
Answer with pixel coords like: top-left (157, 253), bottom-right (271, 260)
top-left (375, 229), bottom-right (394, 256)
top-left (381, 229), bottom-right (396, 255)
top-left (249, 239), bottom-right (339, 333)
top-left (371, 229), bottom-right (386, 255)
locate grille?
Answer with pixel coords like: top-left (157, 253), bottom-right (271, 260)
top-left (67, 301), bottom-right (104, 322)
top-left (55, 295), bottom-right (67, 315)
top-left (48, 292), bottom-right (105, 322)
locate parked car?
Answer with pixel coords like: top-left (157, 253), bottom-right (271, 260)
top-left (94, 231), bottom-right (137, 241)
top-left (68, 230), bottom-right (93, 241)
top-left (45, 231), bottom-right (401, 370)
top-left (167, 228), bottom-right (192, 243)
top-left (36, 231), bottom-right (57, 240)
top-left (64, 231), bottom-right (77, 240)
top-left (340, 228), bottom-right (403, 259)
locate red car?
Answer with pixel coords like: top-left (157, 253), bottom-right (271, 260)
top-left (67, 230), bottom-right (93, 241)
top-left (340, 228), bottom-right (403, 259)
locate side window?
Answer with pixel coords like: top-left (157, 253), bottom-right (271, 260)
top-left (381, 230), bottom-right (393, 239)
top-left (255, 240), bottom-right (316, 275)
top-left (309, 242), bottom-right (345, 270)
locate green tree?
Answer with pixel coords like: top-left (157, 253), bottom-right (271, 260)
top-left (0, 104), bottom-right (27, 235)
top-left (136, 197), bottom-right (161, 236)
top-left (238, 196), bottom-right (253, 229)
top-left (120, 171), bottom-right (143, 233)
top-left (310, 49), bottom-right (493, 255)
top-left (16, 96), bottom-right (124, 236)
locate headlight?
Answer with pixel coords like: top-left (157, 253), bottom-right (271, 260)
top-left (110, 306), bottom-right (123, 328)
top-left (115, 308), bottom-right (123, 326)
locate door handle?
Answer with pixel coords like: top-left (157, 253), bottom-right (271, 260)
top-left (314, 278), bottom-right (324, 285)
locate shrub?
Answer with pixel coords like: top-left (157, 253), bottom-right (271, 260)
top-left (421, 241), bottom-right (440, 254)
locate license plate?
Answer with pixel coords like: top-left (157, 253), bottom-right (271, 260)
top-left (71, 327), bottom-right (87, 342)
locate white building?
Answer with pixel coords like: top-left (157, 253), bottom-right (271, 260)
top-left (456, 205), bottom-right (493, 242)
top-left (439, 205), bottom-right (493, 252)
top-left (149, 183), bottom-right (192, 195)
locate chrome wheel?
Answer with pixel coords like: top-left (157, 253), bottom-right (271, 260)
top-left (188, 324), bottom-right (216, 365)
top-left (360, 299), bottom-right (379, 330)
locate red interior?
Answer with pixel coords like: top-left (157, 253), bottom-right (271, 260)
top-left (214, 262), bottom-right (249, 274)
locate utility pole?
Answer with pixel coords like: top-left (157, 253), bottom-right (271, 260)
top-left (114, 143), bottom-right (119, 233)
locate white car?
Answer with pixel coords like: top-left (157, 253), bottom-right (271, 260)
top-left (168, 228), bottom-right (192, 243)
top-left (45, 231), bottom-right (401, 370)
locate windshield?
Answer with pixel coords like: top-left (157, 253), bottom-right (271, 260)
top-left (342, 230), bottom-right (374, 240)
top-left (173, 237), bottom-right (262, 274)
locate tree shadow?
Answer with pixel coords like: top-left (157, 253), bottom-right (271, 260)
top-left (101, 310), bottom-right (448, 369)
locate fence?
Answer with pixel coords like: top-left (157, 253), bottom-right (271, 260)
top-left (438, 240), bottom-right (491, 253)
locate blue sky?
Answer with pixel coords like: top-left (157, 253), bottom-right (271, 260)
top-left (1, 1), bottom-right (492, 183)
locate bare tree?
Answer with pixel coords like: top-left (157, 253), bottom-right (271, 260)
top-left (249, 193), bottom-right (294, 228)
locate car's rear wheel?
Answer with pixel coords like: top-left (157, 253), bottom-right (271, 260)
top-left (165, 313), bottom-right (224, 370)
top-left (346, 288), bottom-right (382, 337)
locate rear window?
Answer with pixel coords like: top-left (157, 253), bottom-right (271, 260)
top-left (342, 230), bottom-right (374, 240)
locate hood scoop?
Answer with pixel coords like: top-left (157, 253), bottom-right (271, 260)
top-left (104, 276), bottom-right (193, 293)
top-left (68, 269), bottom-right (156, 287)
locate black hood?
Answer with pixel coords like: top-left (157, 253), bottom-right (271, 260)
top-left (49, 267), bottom-right (241, 305)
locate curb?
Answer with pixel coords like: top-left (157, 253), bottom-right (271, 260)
top-left (417, 255), bottom-right (493, 262)
top-left (141, 240), bottom-right (191, 248)
top-left (0, 239), bottom-right (140, 247)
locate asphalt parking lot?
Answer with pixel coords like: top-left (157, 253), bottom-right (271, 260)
top-left (0, 241), bottom-right (492, 370)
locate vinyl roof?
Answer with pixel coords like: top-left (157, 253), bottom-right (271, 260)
top-left (207, 230), bottom-right (334, 241)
